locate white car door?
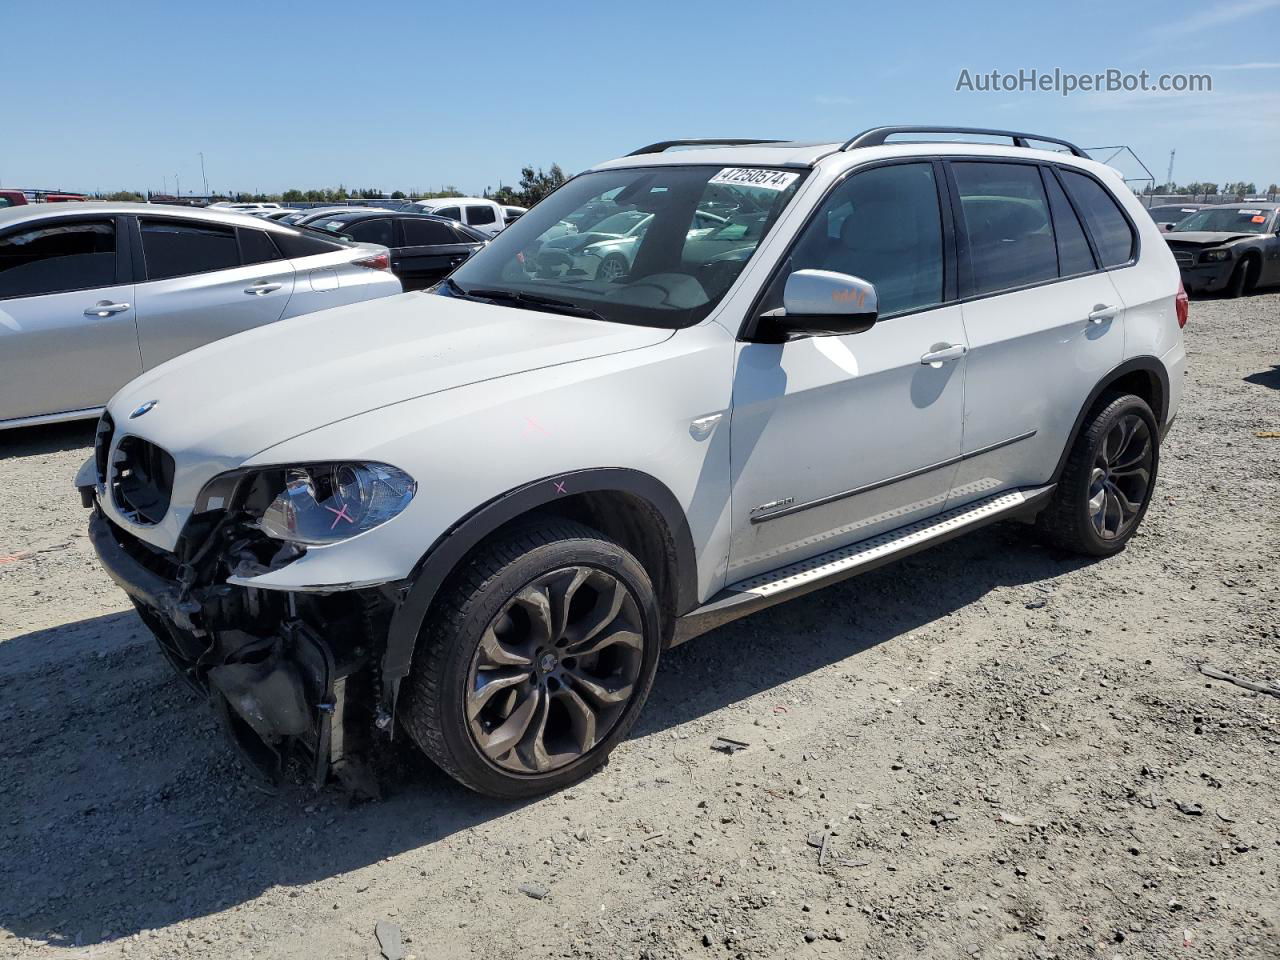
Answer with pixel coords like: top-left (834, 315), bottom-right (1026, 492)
top-left (0, 214), bottom-right (141, 422)
top-left (727, 161), bottom-right (967, 584)
top-left (132, 217), bottom-right (295, 369)
top-left (944, 161), bottom-right (1127, 508)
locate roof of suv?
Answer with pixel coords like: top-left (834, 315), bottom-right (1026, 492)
top-left (0, 201), bottom-right (294, 231)
top-left (591, 129), bottom-right (1105, 175)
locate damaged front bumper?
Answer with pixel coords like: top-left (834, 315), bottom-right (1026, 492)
top-left (89, 508), bottom-right (402, 792)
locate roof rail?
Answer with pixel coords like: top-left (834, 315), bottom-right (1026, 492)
top-left (841, 126), bottom-right (1089, 158)
top-left (626, 138), bottom-right (784, 156)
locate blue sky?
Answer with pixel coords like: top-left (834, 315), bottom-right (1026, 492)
top-left (3, 0), bottom-right (1277, 195)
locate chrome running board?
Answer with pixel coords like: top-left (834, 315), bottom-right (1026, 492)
top-left (672, 485), bottom-right (1054, 645)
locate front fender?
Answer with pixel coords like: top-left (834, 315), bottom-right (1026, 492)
top-left (379, 466), bottom-right (699, 716)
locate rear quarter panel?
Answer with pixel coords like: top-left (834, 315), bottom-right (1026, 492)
top-left (1099, 169), bottom-right (1184, 364)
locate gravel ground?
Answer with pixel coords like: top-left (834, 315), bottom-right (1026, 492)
top-left (1, 292), bottom-right (1277, 960)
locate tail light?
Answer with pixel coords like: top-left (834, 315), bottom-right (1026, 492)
top-left (1175, 280), bottom-right (1189, 328)
top-left (353, 252), bottom-right (391, 271)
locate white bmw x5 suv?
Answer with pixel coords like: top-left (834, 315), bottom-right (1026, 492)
top-left (84, 126), bottom-right (1187, 798)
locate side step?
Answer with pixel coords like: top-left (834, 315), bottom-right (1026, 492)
top-left (672, 485), bottom-right (1054, 645)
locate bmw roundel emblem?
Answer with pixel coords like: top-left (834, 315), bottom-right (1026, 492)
top-left (130, 400), bottom-right (158, 419)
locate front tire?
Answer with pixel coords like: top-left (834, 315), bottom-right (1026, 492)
top-left (1224, 257), bottom-right (1256, 298)
top-left (399, 520), bottom-right (662, 798)
top-left (596, 254), bottom-right (628, 282)
top-left (1036, 393), bottom-right (1160, 557)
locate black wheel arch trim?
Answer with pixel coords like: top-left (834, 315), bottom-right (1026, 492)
top-left (1051, 356), bottom-right (1170, 483)
top-left (380, 467), bottom-right (698, 721)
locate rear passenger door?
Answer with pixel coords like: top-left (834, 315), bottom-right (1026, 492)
top-left (131, 218), bottom-right (296, 369)
top-left (945, 161), bottom-right (1128, 509)
top-left (394, 218), bottom-right (477, 289)
top-left (0, 215), bottom-right (141, 420)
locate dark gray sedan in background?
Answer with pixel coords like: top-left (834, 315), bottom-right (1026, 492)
top-left (303, 210), bottom-right (487, 290)
top-left (1164, 203), bottom-right (1280, 297)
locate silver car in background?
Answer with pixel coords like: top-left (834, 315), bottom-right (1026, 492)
top-left (0, 203), bottom-right (402, 429)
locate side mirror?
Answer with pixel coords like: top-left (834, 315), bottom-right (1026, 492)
top-left (769, 269), bottom-right (878, 338)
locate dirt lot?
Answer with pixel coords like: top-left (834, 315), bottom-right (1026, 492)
top-left (1, 293), bottom-right (1277, 960)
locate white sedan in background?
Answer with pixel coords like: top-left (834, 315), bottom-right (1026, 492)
top-left (0, 203), bottom-right (402, 429)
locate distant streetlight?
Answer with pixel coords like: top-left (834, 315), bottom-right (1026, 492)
top-left (199, 152), bottom-right (209, 196)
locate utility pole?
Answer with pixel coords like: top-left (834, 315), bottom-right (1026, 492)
top-left (176, 173), bottom-right (180, 198)
top-left (1166, 149), bottom-right (1175, 193)
top-left (199, 152), bottom-right (208, 196)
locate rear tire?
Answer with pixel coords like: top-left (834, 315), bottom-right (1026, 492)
top-left (398, 520), bottom-right (662, 798)
top-left (1036, 394), bottom-right (1159, 557)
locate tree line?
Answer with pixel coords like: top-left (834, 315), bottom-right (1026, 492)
top-left (89, 165), bottom-right (1276, 206)
top-left (1146, 181), bottom-right (1277, 199)
top-left (90, 163), bottom-right (571, 206)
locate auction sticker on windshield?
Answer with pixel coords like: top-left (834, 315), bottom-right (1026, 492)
top-left (709, 168), bottom-right (800, 191)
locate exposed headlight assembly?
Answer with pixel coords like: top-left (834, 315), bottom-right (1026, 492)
top-left (256, 462), bottom-right (416, 545)
top-left (1199, 248), bottom-right (1231, 262)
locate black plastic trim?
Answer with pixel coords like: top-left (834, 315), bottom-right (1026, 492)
top-left (88, 510), bottom-right (184, 615)
top-left (381, 467), bottom-right (699, 716)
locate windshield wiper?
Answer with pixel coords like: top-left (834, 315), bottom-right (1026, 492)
top-left (463, 287), bottom-right (608, 322)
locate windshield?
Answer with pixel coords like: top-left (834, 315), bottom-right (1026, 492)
top-left (309, 217), bottom-right (358, 237)
top-left (1172, 208), bottom-right (1275, 234)
top-left (442, 164), bottom-right (806, 328)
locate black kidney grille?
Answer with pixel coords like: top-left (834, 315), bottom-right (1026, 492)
top-left (111, 436), bottom-right (175, 526)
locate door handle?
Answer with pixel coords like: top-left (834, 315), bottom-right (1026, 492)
top-left (1087, 304), bottom-right (1118, 325)
top-left (919, 343), bottom-right (967, 366)
top-left (244, 281), bottom-right (282, 296)
top-left (84, 301), bottom-right (130, 317)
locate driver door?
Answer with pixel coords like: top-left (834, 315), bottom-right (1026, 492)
top-left (726, 161), bottom-right (967, 584)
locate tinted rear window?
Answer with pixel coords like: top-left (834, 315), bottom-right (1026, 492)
top-left (273, 229), bottom-right (343, 258)
top-left (952, 162), bottom-right (1058, 295)
top-left (141, 219), bottom-right (239, 281)
top-left (1043, 172), bottom-right (1097, 277)
top-left (1060, 171), bottom-right (1136, 267)
top-left (238, 228), bottom-right (283, 265)
top-left (466, 205), bottom-right (497, 226)
top-left (347, 218), bottom-right (394, 245)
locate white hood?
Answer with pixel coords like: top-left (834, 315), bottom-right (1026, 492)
top-left (108, 290), bottom-right (673, 462)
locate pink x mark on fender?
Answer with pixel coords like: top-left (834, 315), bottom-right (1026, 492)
top-left (325, 502), bottom-right (355, 529)
top-left (553, 481), bottom-right (567, 494)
